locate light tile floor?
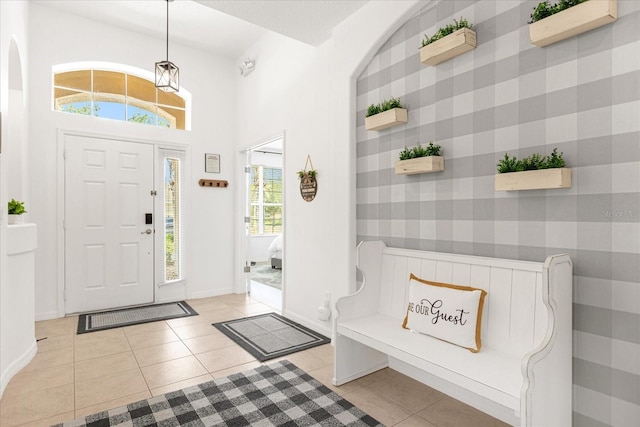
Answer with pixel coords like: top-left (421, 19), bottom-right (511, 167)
top-left (0, 294), bottom-right (509, 427)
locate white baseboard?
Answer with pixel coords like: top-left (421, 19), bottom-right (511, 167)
top-left (283, 309), bottom-right (333, 339)
top-left (0, 340), bottom-right (37, 399)
top-left (188, 287), bottom-right (235, 300)
top-left (35, 310), bottom-right (60, 321)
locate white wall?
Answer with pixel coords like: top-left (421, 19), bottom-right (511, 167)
top-left (234, 1), bottom-right (423, 335)
top-left (3, 0), bottom-right (424, 334)
top-left (27, 3), bottom-right (238, 318)
top-left (0, 0), bottom-right (32, 399)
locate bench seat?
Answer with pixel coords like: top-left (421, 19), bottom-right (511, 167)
top-left (337, 313), bottom-right (521, 411)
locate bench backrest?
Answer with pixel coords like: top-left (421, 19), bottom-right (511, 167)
top-left (364, 244), bottom-right (549, 357)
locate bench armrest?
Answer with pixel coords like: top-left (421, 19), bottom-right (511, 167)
top-left (521, 253), bottom-right (573, 427)
top-left (335, 241), bottom-right (387, 323)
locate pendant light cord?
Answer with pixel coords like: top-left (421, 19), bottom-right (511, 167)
top-left (166, 0), bottom-right (169, 62)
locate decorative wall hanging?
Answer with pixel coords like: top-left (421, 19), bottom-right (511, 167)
top-left (529, 0), bottom-right (617, 47)
top-left (298, 155), bottom-right (318, 202)
top-left (494, 148), bottom-right (572, 191)
top-left (495, 168), bottom-right (572, 191)
top-left (419, 18), bottom-right (476, 66)
top-left (395, 142), bottom-right (445, 175)
top-left (365, 97), bottom-right (408, 131)
top-left (204, 153), bottom-right (220, 173)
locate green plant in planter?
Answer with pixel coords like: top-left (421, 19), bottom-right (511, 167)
top-left (497, 153), bottom-right (522, 173)
top-left (7, 199), bottom-right (26, 215)
top-left (366, 97), bottom-right (404, 117)
top-left (546, 148), bottom-right (566, 168)
top-left (399, 142), bottom-right (441, 160)
top-left (497, 148), bottom-right (565, 173)
top-left (297, 170), bottom-right (317, 179)
top-left (529, 0), bottom-right (588, 23)
top-left (421, 17), bottom-right (473, 47)
top-left (521, 153), bottom-right (545, 171)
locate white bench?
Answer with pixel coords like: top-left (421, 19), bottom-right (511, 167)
top-left (333, 241), bottom-right (572, 427)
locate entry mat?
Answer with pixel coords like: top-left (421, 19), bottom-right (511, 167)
top-left (77, 301), bottom-right (198, 334)
top-left (213, 312), bottom-right (331, 362)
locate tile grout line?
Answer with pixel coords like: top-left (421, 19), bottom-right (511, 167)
top-left (125, 327), bottom-right (153, 398)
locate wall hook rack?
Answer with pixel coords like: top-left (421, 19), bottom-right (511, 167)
top-left (199, 179), bottom-right (229, 188)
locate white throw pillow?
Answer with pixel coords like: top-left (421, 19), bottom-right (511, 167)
top-left (402, 273), bottom-right (487, 352)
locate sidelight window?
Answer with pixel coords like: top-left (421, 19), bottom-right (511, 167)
top-left (164, 156), bottom-right (182, 281)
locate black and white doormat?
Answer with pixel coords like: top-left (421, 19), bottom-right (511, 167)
top-left (213, 312), bottom-right (331, 362)
top-left (77, 301), bottom-right (198, 334)
top-left (54, 360), bottom-right (381, 427)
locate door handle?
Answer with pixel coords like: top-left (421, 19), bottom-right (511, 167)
top-left (140, 229), bottom-right (152, 235)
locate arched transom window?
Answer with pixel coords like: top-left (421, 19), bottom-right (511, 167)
top-left (53, 64), bottom-right (189, 130)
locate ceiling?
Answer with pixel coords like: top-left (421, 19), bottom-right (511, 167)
top-left (34, 0), bottom-right (368, 59)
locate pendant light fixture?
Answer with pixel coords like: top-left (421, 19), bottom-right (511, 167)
top-left (155, 0), bottom-right (179, 92)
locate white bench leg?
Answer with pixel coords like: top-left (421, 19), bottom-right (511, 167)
top-left (333, 334), bottom-right (389, 386)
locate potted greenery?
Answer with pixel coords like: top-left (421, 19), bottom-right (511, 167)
top-left (7, 198), bottom-right (27, 224)
top-left (297, 169), bottom-right (317, 180)
top-left (495, 148), bottom-right (572, 191)
top-left (395, 142), bottom-right (444, 175)
top-left (529, 0), bottom-right (617, 47)
top-left (420, 17), bottom-right (476, 66)
top-left (364, 97), bottom-right (408, 131)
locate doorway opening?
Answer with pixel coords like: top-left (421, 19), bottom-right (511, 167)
top-left (244, 137), bottom-right (284, 312)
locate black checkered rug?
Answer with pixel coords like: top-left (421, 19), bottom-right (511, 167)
top-left (54, 360), bottom-right (382, 426)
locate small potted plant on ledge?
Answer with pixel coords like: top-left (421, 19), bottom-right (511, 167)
top-left (495, 148), bottom-right (571, 191)
top-left (529, 0), bottom-right (617, 47)
top-left (395, 142), bottom-right (444, 175)
top-left (365, 97), bottom-right (408, 131)
top-left (420, 17), bottom-right (476, 66)
top-left (7, 198), bottom-right (27, 224)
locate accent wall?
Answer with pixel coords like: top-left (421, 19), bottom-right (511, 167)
top-left (355, 1), bottom-right (640, 426)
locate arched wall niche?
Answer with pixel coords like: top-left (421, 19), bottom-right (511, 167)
top-left (7, 36), bottom-right (26, 207)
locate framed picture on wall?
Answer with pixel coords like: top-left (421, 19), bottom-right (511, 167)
top-left (205, 153), bottom-right (220, 173)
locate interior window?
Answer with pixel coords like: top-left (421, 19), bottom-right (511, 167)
top-left (250, 166), bottom-right (283, 235)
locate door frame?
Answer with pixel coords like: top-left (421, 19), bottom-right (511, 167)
top-left (55, 129), bottom-right (188, 317)
top-left (235, 132), bottom-right (286, 303)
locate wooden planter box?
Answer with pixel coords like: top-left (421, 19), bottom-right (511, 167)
top-left (395, 156), bottom-right (444, 175)
top-left (495, 168), bottom-right (572, 191)
top-left (365, 108), bottom-right (408, 131)
top-left (420, 28), bottom-right (476, 66)
top-left (529, 0), bottom-right (617, 47)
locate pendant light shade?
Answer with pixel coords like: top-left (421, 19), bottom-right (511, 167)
top-left (155, 60), bottom-right (179, 92)
top-left (155, 0), bottom-right (179, 92)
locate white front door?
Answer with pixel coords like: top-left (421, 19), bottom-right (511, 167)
top-left (64, 135), bottom-right (154, 313)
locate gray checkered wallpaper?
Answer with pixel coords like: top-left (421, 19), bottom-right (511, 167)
top-left (355, 1), bottom-right (640, 425)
